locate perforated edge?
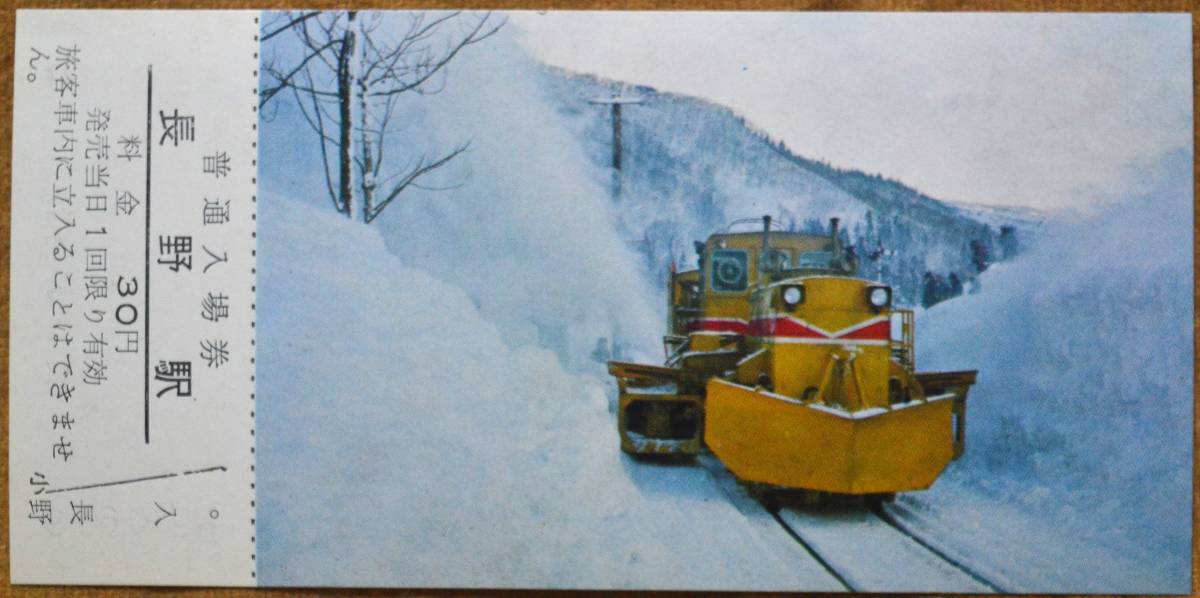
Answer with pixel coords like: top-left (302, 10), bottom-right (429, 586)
top-left (249, 12), bottom-right (260, 582)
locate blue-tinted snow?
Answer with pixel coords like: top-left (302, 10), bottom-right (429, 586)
top-left (256, 18), bottom-right (1193, 591)
top-left (255, 194), bottom-right (842, 589)
top-left (916, 148), bottom-right (1193, 591)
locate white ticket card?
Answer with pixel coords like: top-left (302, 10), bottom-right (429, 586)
top-left (8, 9), bottom-right (1195, 592)
top-left (11, 10), bottom-right (257, 586)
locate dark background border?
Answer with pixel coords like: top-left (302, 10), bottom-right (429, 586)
top-left (1, 2), bottom-right (1196, 596)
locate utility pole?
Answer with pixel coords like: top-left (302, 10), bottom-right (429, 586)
top-left (589, 93), bottom-right (643, 201)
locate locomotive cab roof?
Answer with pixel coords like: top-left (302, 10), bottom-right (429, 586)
top-left (697, 216), bottom-right (858, 281)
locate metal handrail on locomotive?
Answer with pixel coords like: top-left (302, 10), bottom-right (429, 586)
top-left (608, 215), bottom-right (977, 500)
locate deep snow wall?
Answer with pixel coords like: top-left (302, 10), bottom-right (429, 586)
top-left (365, 32), bottom-right (665, 369)
top-left (259, 26), bottom-right (664, 370)
top-left (916, 149), bottom-right (1193, 581)
top-left (254, 195), bottom-right (841, 590)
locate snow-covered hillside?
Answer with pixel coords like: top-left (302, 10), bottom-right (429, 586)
top-left (537, 69), bottom-right (1036, 306)
top-left (915, 148), bottom-right (1193, 590)
top-left (946, 200), bottom-right (1045, 232)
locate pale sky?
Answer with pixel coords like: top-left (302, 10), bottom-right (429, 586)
top-left (510, 12), bottom-right (1192, 211)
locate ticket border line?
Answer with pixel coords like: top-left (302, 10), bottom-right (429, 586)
top-left (143, 63), bottom-right (151, 445)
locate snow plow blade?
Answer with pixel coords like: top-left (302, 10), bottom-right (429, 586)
top-left (704, 378), bottom-right (957, 494)
top-left (915, 370), bottom-right (977, 459)
top-left (609, 361), bottom-right (703, 456)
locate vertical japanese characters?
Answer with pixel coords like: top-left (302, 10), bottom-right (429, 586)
top-left (33, 42), bottom-right (148, 526)
top-left (12, 11), bottom-right (258, 585)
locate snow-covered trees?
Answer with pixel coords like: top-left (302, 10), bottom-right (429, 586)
top-left (260, 11), bottom-right (503, 223)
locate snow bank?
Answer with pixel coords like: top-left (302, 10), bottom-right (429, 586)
top-left (889, 486), bottom-right (1184, 593)
top-left (362, 30), bottom-right (663, 370)
top-left (255, 196), bottom-right (839, 589)
top-left (915, 149), bottom-right (1193, 589)
top-left (259, 25), bottom-right (662, 370)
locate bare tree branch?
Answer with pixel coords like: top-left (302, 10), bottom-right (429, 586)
top-left (289, 70), bottom-right (341, 212)
top-left (259, 37), bottom-right (341, 108)
top-left (260, 10), bottom-right (320, 42)
top-left (298, 13), bottom-right (341, 73)
top-left (371, 93), bottom-right (400, 180)
top-left (410, 178), bottom-right (468, 192)
top-left (287, 69), bottom-right (339, 146)
top-left (364, 12), bottom-right (461, 83)
top-left (368, 13), bottom-right (504, 97)
top-left (366, 142), bottom-right (469, 223)
top-left (260, 10), bottom-right (501, 223)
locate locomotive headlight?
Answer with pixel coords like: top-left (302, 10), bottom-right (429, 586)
top-left (782, 285), bottom-right (804, 308)
top-left (867, 286), bottom-right (892, 309)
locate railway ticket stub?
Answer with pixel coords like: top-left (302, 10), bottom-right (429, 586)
top-left (11, 11), bottom-right (258, 586)
top-left (8, 9), bottom-right (1194, 593)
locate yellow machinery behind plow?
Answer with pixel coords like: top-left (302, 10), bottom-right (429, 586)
top-left (609, 216), bottom-right (976, 501)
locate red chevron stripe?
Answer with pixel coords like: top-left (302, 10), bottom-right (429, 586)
top-left (837, 319), bottom-right (891, 341)
top-left (689, 316), bottom-right (890, 341)
top-left (748, 317), bottom-right (890, 341)
top-left (687, 319), bottom-right (750, 334)
top-left (749, 317), bottom-right (826, 338)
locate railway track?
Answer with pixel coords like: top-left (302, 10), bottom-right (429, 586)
top-left (695, 453), bottom-right (1182, 593)
top-left (773, 504), bottom-right (1007, 593)
top-left (697, 453), bottom-right (1005, 593)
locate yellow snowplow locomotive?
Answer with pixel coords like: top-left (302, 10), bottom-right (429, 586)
top-left (609, 216), bottom-right (976, 500)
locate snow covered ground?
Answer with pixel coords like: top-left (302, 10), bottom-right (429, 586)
top-left (887, 483), bottom-right (1183, 593)
top-left (916, 149), bottom-right (1193, 592)
top-left (777, 507), bottom-right (993, 593)
top-left (255, 196), bottom-right (844, 589)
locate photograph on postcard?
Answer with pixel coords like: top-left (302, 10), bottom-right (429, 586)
top-left (252, 10), bottom-right (1193, 592)
top-left (8, 9), bottom-right (1194, 592)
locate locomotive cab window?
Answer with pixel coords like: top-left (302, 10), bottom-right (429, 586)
top-left (761, 248), bottom-right (791, 271)
top-left (797, 250), bottom-right (834, 269)
top-left (710, 248), bottom-right (749, 292)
